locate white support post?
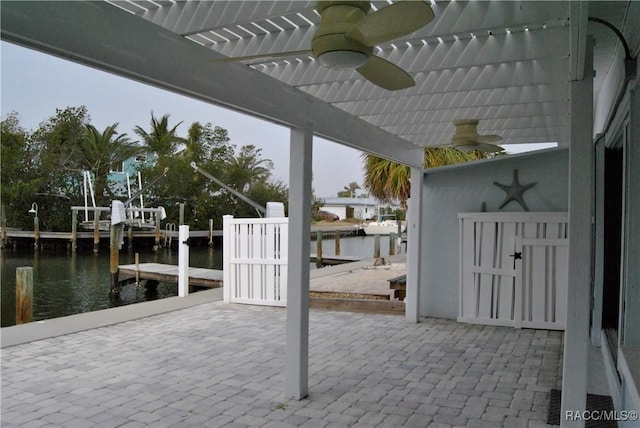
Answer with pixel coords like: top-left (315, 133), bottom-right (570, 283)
top-left (178, 225), bottom-right (189, 297)
top-left (87, 171), bottom-right (96, 208)
top-left (83, 171), bottom-right (89, 222)
top-left (285, 127), bottom-right (312, 400)
top-left (561, 36), bottom-right (594, 427)
top-left (622, 73), bottom-right (640, 346)
top-left (126, 175), bottom-right (134, 220)
top-left (222, 215), bottom-right (233, 303)
top-left (590, 137), bottom-right (605, 346)
top-left (406, 166), bottom-right (425, 323)
top-left (138, 172), bottom-right (145, 222)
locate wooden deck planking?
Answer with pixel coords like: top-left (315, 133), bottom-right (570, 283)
top-left (309, 254), bottom-right (361, 265)
top-left (118, 263), bottom-right (223, 288)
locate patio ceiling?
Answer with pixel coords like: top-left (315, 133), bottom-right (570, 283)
top-left (1, 1), bottom-right (636, 162)
top-left (111, 0), bottom-right (632, 149)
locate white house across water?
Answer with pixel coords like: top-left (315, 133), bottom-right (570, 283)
top-left (2, 2), bottom-right (638, 426)
top-left (319, 197), bottom-right (392, 221)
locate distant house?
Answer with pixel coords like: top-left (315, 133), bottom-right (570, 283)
top-left (319, 197), bottom-right (400, 220)
top-left (108, 152), bottom-right (156, 197)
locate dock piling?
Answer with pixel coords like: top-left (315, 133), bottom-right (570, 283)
top-left (135, 253), bottom-right (140, 288)
top-left (127, 225), bottom-right (133, 249)
top-left (109, 225), bottom-right (121, 294)
top-left (71, 210), bottom-right (78, 252)
top-left (389, 232), bottom-right (396, 256)
top-left (15, 267), bottom-right (33, 324)
top-left (93, 213), bottom-right (100, 254)
top-left (374, 234), bottom-right (381, 258)
top-left (153, 213), bottom-right (161, 251)
top-left (316, 231), bottom-right (323, 268)
top-left (33, 216), bottom-right (40, 250)
top-left (335, 231), bottom-right (341, 256)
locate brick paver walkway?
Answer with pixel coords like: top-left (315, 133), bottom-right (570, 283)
top-left (1, 302), bottom-right (563, 427)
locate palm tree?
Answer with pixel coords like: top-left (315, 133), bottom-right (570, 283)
top-left (362, 147), bottom-right (486, 208)
top-left (225, 145), bottom-right (273, 193)
top-left (134, 113), bottom-right (183, 157)
top-left (362, 155), bottom-right (411, 208)
top-left (184, 122), bottom-right (206, 162)
top-left (79, 123), bottom-right (141, 205)
top-left (338, 182), bottom-right (361, 198)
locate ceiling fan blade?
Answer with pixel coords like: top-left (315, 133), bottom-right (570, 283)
top-left (356, 55), bottom-right (414, 91)
top-left (347, 1), bottom-right (434, 46)
top-left (452, 138), bottom-right (477, 152)
top-left (453, 140), bottom-right (504, 153)
top-left (452, 145), bottom-right (477, 153)
top-left (477, 134), bottom-right (503, 143)
top-left (476, 142), bottom-right (505, 153)
top-left (209, 50), bottom-right (312, 64)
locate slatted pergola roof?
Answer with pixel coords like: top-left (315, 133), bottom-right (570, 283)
top-left (105, 0), bottom-right (633, 149)
top-left (2, 1), bottom-right (638, 164)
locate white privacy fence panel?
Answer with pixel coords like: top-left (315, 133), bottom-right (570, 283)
top-left (520, 221), bottom-right (569, 330)
top-left (459, 212), bottom-right (568, 330)
top-left (223, 215), bottom-right (288, 306)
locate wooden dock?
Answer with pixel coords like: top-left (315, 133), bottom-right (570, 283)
top-left (118, 263), bottom-right (223, 288)
top-left (309, 254), bottom-right (362, 265)
top-left (1, 228), bottom-right (222, 252)
top-left (118, 253), bottom-right (361, 290)
top-left (3, 229), bottom-right (222, 241)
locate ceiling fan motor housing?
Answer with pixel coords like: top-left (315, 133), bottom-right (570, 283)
top-left (450, 119), bottom-right (504, 152)
top-left (452, 119), bottom-right (480, 146)
top-left (313, 1), bottom-right (373, 69)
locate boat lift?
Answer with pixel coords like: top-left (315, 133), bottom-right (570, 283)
top-left (190, 162), bottom-right (267, 217)
top-left (77, 168), bottom-right (169, 231)
top-left (123, 168), bottom-right (169, 209)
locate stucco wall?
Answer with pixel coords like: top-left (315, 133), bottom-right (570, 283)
top-left (420, 148), bottom-right (569, 319)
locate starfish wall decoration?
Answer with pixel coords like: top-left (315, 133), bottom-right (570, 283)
top-left (493, 169), bottom-right (537, 211)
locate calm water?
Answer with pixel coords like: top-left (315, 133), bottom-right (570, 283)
top-left (1, 247), bottom-right (223, 327)
top-left (1, 235), bottom-right (396, 327)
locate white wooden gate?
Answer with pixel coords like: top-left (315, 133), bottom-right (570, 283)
top-left (458, 212), bottom-right (568, 330)
top-left (222, 215), bottom-right (288, 306)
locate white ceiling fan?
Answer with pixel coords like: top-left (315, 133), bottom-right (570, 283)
top-left (210, 1), bottom-right (435, 91)
top-left (445, 119), bottom-right (505, 153)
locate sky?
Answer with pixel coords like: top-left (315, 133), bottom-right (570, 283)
top-left (0, 41), bottom-right (366, 198)
top-left (1, 41), bottom-right (554, 198)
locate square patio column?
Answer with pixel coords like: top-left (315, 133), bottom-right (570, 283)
top-left (561, 36), bottom-right (594, 427)
top-left (622, 65), bottom-right (640, 347)
top-left (406, 166), bottom-right (425, 323)
top-left (285, 127), bottom-right (313, 400)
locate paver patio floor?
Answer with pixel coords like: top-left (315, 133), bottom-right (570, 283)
top-left (1, 302), bottom-right (563, 427)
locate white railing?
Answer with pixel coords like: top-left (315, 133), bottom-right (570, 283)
top-left (222, 215), bottom-right (288, 306)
